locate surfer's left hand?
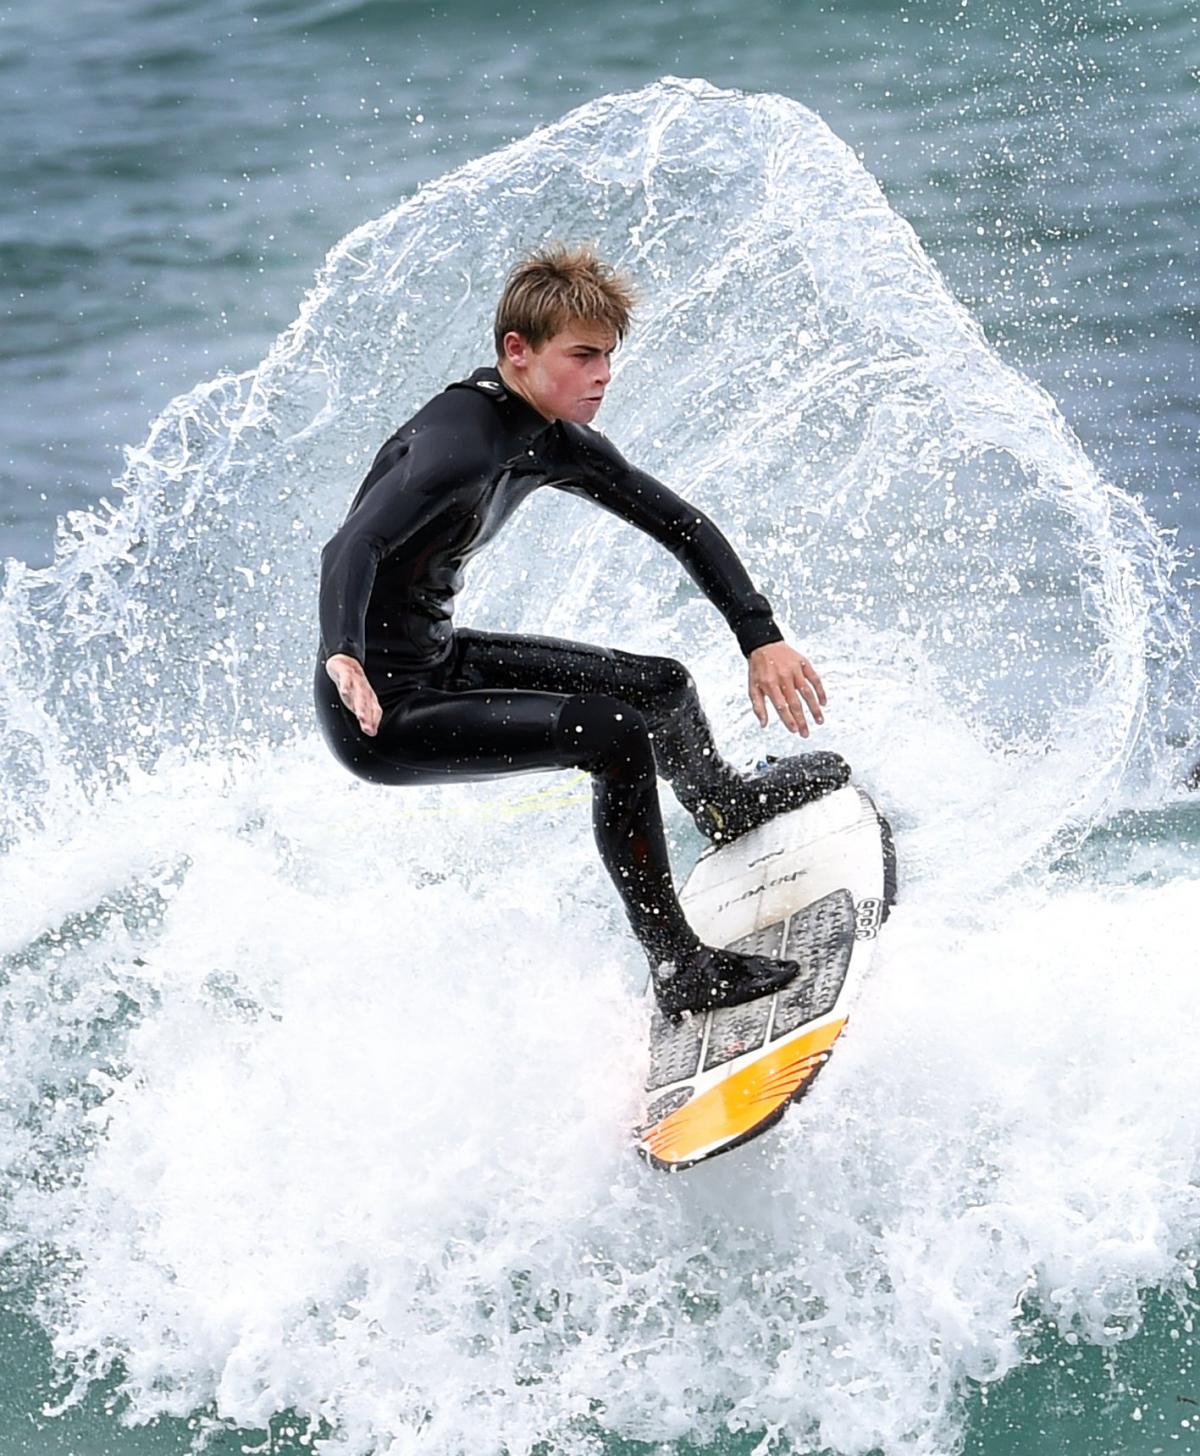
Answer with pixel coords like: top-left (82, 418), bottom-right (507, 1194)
top-left (748, 642), bottom-right (827, 735)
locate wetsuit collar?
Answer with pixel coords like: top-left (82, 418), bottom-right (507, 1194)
top-left (467, 366), bottom-right (553, 441)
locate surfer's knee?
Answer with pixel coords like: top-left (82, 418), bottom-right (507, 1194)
top-left (621, 653), bottom-right (695, 722)
top-left (319, 744), bottom-right (396, 786)
top-left (314, 717), bottom-right (404, 785)
top-left (647, 654), bottom-right (692, 704)
top-left (557, 693), bottom-right (655, 782)
top-left (612, 647), bottom-right (694, 709)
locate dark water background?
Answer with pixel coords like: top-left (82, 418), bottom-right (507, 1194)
top-left (3, 0), bottom-right (1196, 590)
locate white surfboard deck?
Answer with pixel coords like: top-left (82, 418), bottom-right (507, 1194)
top-left (636, 783), bottom-right (896, 1171)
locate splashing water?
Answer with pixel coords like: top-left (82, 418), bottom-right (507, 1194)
top-left (1, 78), bottom-right (1196, 1456)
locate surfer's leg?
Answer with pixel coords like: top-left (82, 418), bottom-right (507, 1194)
top-left (316, 667), bottom-right (582, 786)
top-left (451, 629), bottom-right (850, 842)
top-left (553, 693), bottom-right (805, 1016)
top-left (632, 659), bottom-right (851, 842)
top-left (314, 663), bottom-right (802, 1014)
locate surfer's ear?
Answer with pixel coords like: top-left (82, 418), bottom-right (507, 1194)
top-left (501, 330), bottom-right (534, 368)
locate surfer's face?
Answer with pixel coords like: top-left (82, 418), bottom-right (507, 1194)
top-left (500, 322), bottom-right (616, 424)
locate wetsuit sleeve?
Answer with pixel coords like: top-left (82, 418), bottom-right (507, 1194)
top-left (318, 426), bottom-right (477, 663)
top-left (557, 427), bottom-right (785, 657)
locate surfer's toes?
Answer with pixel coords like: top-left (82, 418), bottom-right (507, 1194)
top-left (775, 749), bottom-right (851, 790)
top-left (653, 945), bottom-right (802, 1018)
top-left (697, 752), bottom-right (851, 843)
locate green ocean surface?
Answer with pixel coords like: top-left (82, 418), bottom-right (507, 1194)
top-left (0, 1286), bottom-right (1197, 1453)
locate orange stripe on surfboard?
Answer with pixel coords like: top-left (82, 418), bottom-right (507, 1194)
top-left (640, 1017), bottom-right (847, 1167)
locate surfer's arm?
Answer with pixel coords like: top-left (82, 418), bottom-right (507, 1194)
top-left (320, 438), bottom-right (423, 666)
top-left (318, 439), bottom-right (422, 738)
top-left (558, 426), bottom-right (827, 733)
top-left (318, 424), bottom-right (488, 737)
top-left (318, 426), bottom-right (479, 665)
top-left (556, 425), bottom-right (784, 657)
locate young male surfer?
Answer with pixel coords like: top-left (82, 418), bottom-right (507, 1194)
top-left (315, 243), bottom-right (849, 1016)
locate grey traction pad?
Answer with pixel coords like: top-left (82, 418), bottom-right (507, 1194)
top-left (767, 887), bottom-right (855, 1039)
top-left (646, 1009), bottom-right (705, 1092)
top-left (646, 888), bottom-right (856, 1091)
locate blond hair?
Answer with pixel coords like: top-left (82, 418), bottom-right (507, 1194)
top-left (493, 242), bottom-right (635, 356)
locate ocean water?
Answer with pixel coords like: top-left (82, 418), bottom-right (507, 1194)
top-left (1, 5), bottom-right (1199, 1456)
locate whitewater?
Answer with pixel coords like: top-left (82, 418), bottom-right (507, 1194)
top-left (1, 79), bottom-right (1197, 1456)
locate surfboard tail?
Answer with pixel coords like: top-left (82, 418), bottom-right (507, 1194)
top-left (637, 1015), bottom-right (847, 1171)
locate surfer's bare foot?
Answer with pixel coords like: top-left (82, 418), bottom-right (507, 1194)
top-left (652, 944), bottom-right (802, 1018)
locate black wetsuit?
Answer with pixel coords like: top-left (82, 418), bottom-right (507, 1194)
top-left (314, 367), bottom-right (848, 1014)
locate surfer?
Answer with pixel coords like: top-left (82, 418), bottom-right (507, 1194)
top-left (315, 243), bottom-right (849, 1016)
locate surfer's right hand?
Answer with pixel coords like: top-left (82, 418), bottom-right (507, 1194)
top-left (326, 654), bottom-right (383, 737)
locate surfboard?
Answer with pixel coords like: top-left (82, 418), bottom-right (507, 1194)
top-left (636, 783), bottom-right (896, 1172)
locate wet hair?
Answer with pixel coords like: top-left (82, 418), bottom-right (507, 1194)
top-left (493, 242), bottom-right (635, 357)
